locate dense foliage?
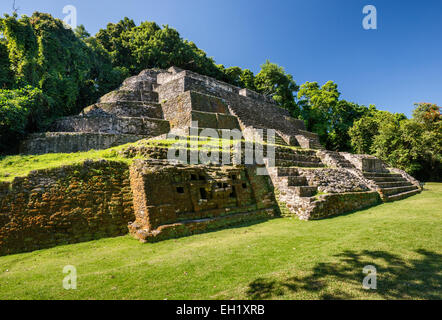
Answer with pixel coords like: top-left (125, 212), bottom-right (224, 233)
top-left (0, 12), bottom-right (127, 151)
top-left (349, 103), bottom-right (441, 181)
top-left (0, 12), bottom-right (440, 180)
top-left (0, 86), bottom-right (50, 151)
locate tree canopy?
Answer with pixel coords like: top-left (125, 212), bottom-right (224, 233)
top-left (349, 104), bottom-right (441, 181)
top-left (0, 12), bottom-right (440, 181)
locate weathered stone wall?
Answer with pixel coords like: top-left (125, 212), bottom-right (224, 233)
top-left (128, 160), bottom-right (277, 242)
top-left (52, 115), bottom-right (170, 136)
top-left (156, 76), bottom-right (185, 101)
top-left (156, 68), bottom-right (307, 138)
top-left (0, 160), bottom-right (134, 256)
top-left (300, 191), bottom-right (381, 220)
top-left (20, 132), bottom-right (147, 155)
top-left (20, 68), bottom-right (169, 155)
top-left (161, 91), bottom-right (239, 130)
top-left (267, 165), bottom-right (380, 220)
top-left (82, 102), bottom-right (164, 118)
top-left (341, 153), bottom-right (389, 173)
top-left (184, 76), bottom-right (306, 134)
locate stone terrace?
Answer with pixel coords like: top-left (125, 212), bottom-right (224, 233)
top-left (1, 67), bottom-right (423, 254)
top-left (20, 66), bottom-right (322, 154)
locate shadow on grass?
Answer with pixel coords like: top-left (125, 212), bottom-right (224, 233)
top-left (246, 249), bottom-right (442, 299)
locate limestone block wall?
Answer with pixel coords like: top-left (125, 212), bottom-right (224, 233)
top-left (161, 91), bottom-right (239, 130)
top-left (0, 160), bottom-right (134, 256)
top-left (128, 160), bottom-right (277, 242)
top-left (20, 132), bottom-right (147, 154)
top-left (300, 191), bottom-right (381, 220)
top-left (155, 68), bottom-right (307, 140)
top-left (183, 76), bottom-right (306, 134)
top-left (52, 115), bottom-right (170, 135)
top-left (341, 153), bottom-right (389, 173)
top-left (82, 102), bottom-right (164, 118)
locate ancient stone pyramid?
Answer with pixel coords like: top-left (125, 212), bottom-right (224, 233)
top-left (0, 67), bottom-right (422, 255)
top-left (21, 66), bottom-right (324, 154)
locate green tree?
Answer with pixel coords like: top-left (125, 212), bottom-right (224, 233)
top-left (349, 114), bottom-right (378, 154)
top-left (0, 86), bottom-right (50, 152)
top-left (328, 100), bottom-right (368, 151)
top-left (349, 108), bottom-right (405, 155)
top-left (95, 18), bottom-right (225, 80)
top-left (239, 69), bottom-right (256, 91)
top-left (221, 66), bottom-right (256, 90)
top-left (0, 12), bottom-right (126, 153)
top-left (0, 40), bottom-right (13, 88)
top-left (95, 17), bottom-right (137, 71)
top-left (412, 103), bottom-right (441, 129)
top-left (255, 60), bottom-right (299, 116)
top-left (349, 104), bottom-right (441, 181)
top-left (0, 13), bottom-right (39, 86)
top-left (74, 24), bottom-right (90, 40)
top-left (297, 80), bottom-right (340, 144)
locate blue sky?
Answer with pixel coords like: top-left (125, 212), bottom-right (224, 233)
top-left (1, 0), bottom-right (441, 117)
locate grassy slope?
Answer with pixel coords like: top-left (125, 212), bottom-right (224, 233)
top-left (0, 149), bottom-right (129, 183)
top-left (0, 183), bottom-right (440, 300)
top-left (0, 136), bottom-right (302, 182)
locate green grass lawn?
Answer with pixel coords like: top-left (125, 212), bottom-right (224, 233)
top-left (0, 183), bottom-right (440, 300)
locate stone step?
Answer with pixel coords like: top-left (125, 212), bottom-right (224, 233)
top-left (121, 78), bottom-right (156, 91)
top-left (254, 132), bottom-right (288, 145)
top-left (190, 110), bottom-right (241, 130)
top-left (52, 115), bottom-right (170, 135)
top-left (363, 172), bottom-right (403, 178)
top-left (309, 142), bottom-right (324, 150)
top-left (258, 133), bottom-right (286, 140)
top-left (261, 138), bottom-right (287, 146)
top-left (272, 152), bottom-right (322, 163)
top-left (266, 146), bottom-right (318, 156)
top-left (294, 186), bottom-right (317, 197)
top-left (370, 176), bottom-right (407, 183)
top-left (183, 127), bottom-right (237, 138)
top-left (317, 150), bottom-right (355, 169)
top-left (274, 167), bottom-right (300, 177)
top-left (326, 153), bottom-right (353, 163)
top-left (272, 159), bottom-right (324, 168)
top-left (99, 90), bottom-right (159, 103)
top-left (287, 176), bottom-right (308, 186)
top-left (376, 181), bottom-right (413, 188)
top-left (380, 185), bottom-right (418, 196)
top-left (20, 132), bottom-right (148, 154)
top-left (297, 129), bottom-right (319, 139)
top-left (295, 135), bottom-right (323, 150)
top-left (84, 102), bottom-right (163, 118)
top-left (385, 188), bottom-right (420, 202)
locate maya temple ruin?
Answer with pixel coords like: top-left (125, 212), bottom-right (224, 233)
top-left (0, 67), bottom-right (422, 255)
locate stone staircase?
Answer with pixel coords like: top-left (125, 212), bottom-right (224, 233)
top-left (264, 149), bottom-right (325, 214)
top-left (269, 167), bottom-right (317, 196)
top-left (363, 172), bottom-right (420, 202)
top-left (295, 130), bottom-right (324, 150)
top-left (267, 166), bottom-right (318, 217)
top-left (266, 148), bottom-right (325, 168)
top-left (317, 150), bottom-right (355, 169)
top-left (254, 128), bottom-right (289, 146)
